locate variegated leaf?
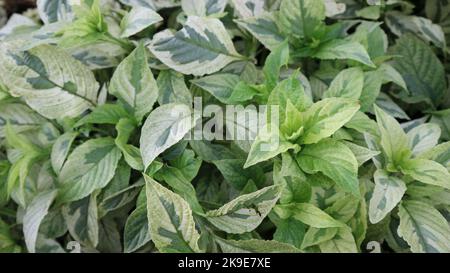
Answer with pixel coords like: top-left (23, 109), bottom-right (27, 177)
top-left (206, 185), bottom-right (281, 234)
top-left (181, 0), bottom-right (228, 16)
top-left (145, 175), bottom-right (201, 253)
top-left (23, 190), bottom-right (57, 253)
top-left (374, 105), bottom-right (412, 168)
top-left (191, 73), bottom-right (240, 104)
top-left (0, 103), bottom-right (46, 138)
top-left (157, 70), bottom-right (192, 106)
top-left (406, 123), bottom-right (441, 156)
top-left (323, 68), bottom-right (364, 100)
top-left (37, 0), bottom-right (73, 24)
top-left (318, 227), bottom-right (358, 253)
top-left (369, 170), bottom-right (406, 224)
top-left (0, 43), bottom-right (99, 119)
top-left (402, 159), bottom-right (450, 190)
top-left (120, 7), bottom-right (163, 38)
top-left (50, 132), bottom-right (78, 176)
top-left (296, 139), bottom-right (360, 196)
top-left (149, 16), bottom-right (243, 76)
top-left (277, 0), bottom-right (326, 40)
top-left (62, 194), bottom-right (99, 248)
top-left (343, 142), bottom-right (380, 166)
top-left (275, 203), bottom-right (346, 228)
top-left (110, 43), bottom-right (158, 122)
top-left (231, 0), bottom-right (265, 18)
top-left (140, 103), bottom-right (196, 170)
top-left (216, 238), bottom-right (301, 253)
top-left (124, 204), bottom-right (151, 253)
top-left (386, 11), bottom-right (446, 49)
top-left (58, 138), bottom-right (122, 203)
top-left (236, 12), bottom-right (285, 51)
top-left (301, 98), bottom-right (360, 145)
top-left (314, 39), bottom-right (375, 67)
top-left (398, 200), bottom-right (450, 253)
top-left (390, 34), bottom-right (446, 107)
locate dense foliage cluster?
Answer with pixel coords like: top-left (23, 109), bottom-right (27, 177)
top-left (0, 0), bottom-right (449, 253)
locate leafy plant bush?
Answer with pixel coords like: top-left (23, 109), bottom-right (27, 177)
top-left (0, 0), bottom-right (449, 253)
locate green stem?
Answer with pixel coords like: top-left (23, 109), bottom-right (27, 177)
top-left (102, 33), bottom-right (135, 52)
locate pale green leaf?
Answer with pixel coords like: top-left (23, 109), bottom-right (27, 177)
top-left (296, 139), bottom-right (360, 196)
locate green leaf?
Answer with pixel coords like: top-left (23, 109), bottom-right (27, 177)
top-left (115, 118), bottom-right (144, 171)
top-left (268, 73), bottom-right (313, 123)
top-left (158, 167), bottom-right (203, 214)
top-left (0, 218), bottom-right (21, 252)
top-left (206, 185), bottom-right (281, 234)
top-left (390, 34), bottom-right (447, 107)
top-left (58, 138), bottom-right (122, 203)
top-left (157, 70), bottom-right (192, 106)
top-left (244, 125), bottom-right (299, 168)
top-left (386, 11), bottom-right (446, 49)
top-left (213, 159), bottom-right (265, 190)
top-left (313, 39), bottom-right (375, 67)
top-left (318, 227), bottom-right (358, 253)
top-left (58, 0), bottom-right (110, 49)
top-left (398, 200), bottom-right (450, 253)
top-left (216, 238), bottom-right (301, 253)
top-left (140, 103), bottom-right (196, 170)
top-left (374, 105), bottom-right (412, 169)
top-left (145, 175), bottom-right (201, 253)
top-left (273, 153), bottom-right (311, 204)
top-left (191, 74), bottom-right (240, 104)
top-left (296, 139), bottom-right (360, 196)
top-left (369, 170), bottom-right (406, 224)
top-left (124, 204), bottom-right (150, 253)
top-left (110, 43), bottom-right (158, 122)
top-left (263, 40), bottom-right (289, 91)
top-left (343, 141), bottom-right (380, 166)
top-left (149, 16), bottom-right (243, 76)
top-left (0, 43), bottom-right (99, 119)
top-left (273, 218), bottom-right (306, 249)
top-left (345, 111), bottom-right (379, 136)
top-left (277, 0), bottom-right (326, 41)
top-left (301, 227), bottom-right (338, 249)
top-left (120, 7), bottom-right (162, 38)
top-left (236, 12), bottom-right (285, 51)
top-left (401, 159), bottom-right (450, 190)
top-left (425, 0), bottom-right (450, 42)
top-left (275, 203), bottom-right (345, 228)
top-left (63, 194), bottom-right (99, 248)
top-left (75, 104), bottom-right (130, 127)
top-left (323, 68), bottom-right (364, 100)
top-left (300, 98), bottom-right (360, 145)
